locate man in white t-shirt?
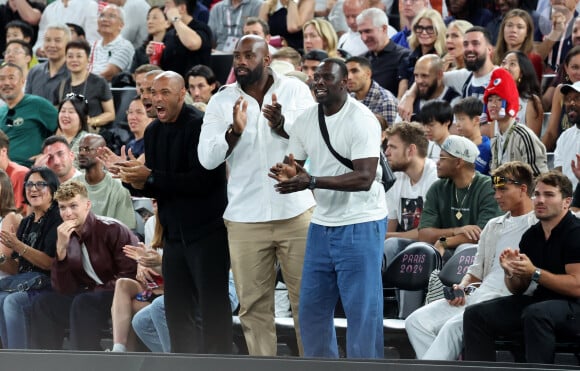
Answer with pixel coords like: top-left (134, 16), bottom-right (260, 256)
top-left (383, 121), bottom-right (438, 318)
top-left (269, 58), bottom-right (387, 359)
top-left (337, 0), bottom-right (369, 57)
top-left (405, 161), bottom-right (537, 360)
top-left (554, 81), bottom-right (580, 189)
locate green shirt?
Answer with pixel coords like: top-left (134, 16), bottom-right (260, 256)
top-left (419, 172), bottom-right (502, 231)
top-left (0, 95), bottom-right (57, 167)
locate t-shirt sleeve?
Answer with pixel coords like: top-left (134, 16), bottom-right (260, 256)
top-left (109, 41), bottom-right (135, 71)
top-left (418, 181), bottom-right (441, 229)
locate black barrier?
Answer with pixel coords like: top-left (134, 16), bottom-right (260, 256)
top-left (0, 350), bottom-right (578, 371)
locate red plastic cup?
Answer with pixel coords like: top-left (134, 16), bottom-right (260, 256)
top-left (149, 41), bottom-right (165, 66)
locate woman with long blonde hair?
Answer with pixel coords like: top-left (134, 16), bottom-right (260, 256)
top-left (302, 18), bottom-right (338, 57)
top-left (397, 8), bottom-right (446, 99)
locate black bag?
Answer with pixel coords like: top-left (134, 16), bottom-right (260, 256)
top-left (317, 104), bottom-right (396, 192)
top-left (0, 271), bottom-right (50, 292)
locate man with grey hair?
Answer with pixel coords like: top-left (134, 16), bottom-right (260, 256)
top-left (90, 4), bottom-right (135, 82)
top-left (357, 7), bottom-right (409, 96)
top-left (25, 23), bottom-right (71, 101)
top-left (105, 0), bottom-right (150, 48)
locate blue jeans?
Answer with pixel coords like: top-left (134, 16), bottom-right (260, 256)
top-left (132, 295), bottom-right (170, 353)
top-left (299, 219), bottom-right (386, 358)
top-left (0, 291), bottom-right (33, 349)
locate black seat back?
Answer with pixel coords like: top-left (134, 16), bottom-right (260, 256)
top-left (383, 242), bottom-right (442, 291)
top-left (438, 244), bottom-right (478, 287)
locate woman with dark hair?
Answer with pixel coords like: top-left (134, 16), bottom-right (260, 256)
top-left (543, 46), bottom-right (580, 151)
top-left (0, 167), bottom-right (61, 349)
top-left (185, 64), bottom-right (220, 104)
top-left (54, 39), bottom-right (115, 131)
top-left (130, 6), bottom-right (170, 73)
top-left (56, 94), bottom-right (90, 156)
top-left (493, 9), bottom-right (542, 83)
top-left (501, 50), bottom-right (544, 137)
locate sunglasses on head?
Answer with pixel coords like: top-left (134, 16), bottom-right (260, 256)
top-left (491, 176), bottom-right (521, 188)
top-left (64, 93), bottom-right (88, 105)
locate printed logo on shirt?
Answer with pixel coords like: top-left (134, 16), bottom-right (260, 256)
top-left (399, 197), bottom-right (423, 232)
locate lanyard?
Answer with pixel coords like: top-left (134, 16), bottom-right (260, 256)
top-left (225, 6), bottom-right (243, 36)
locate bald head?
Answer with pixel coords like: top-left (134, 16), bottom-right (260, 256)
top-left (233, 35), bottom-right (271, 87)
top-left (152, 71), bottom-right (186, 123)
top-left (415, 54), bottom-right (443, 74)
top-left (82, 134), bottom-right (107, 148)
top-left (344, 0), bottom-right (369, 32)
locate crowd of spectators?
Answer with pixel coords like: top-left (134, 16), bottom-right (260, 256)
top-left (0, 0), bottom-right (580, 366)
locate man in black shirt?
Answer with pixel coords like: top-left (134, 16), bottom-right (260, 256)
top-left (117, 71), bottom-right (231, 354)
top-left (464, 170), bottom-right (580, 364)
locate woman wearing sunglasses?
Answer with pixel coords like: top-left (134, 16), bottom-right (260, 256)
top-left (53, 39), bottom-right (115, 131)
top-left (397, 8), bottom-right (447, 100)
top-left (0, 167), bottom-right (61, 349)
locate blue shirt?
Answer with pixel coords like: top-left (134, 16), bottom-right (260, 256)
top-left (475, 135), bottom-right (491, 175)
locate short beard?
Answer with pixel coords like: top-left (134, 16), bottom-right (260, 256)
top-left (465, 54), bottom-right (486, 72)
top-left (418, 81), bottom-right (439, 100)
top-left (235, 63), bottom-right (264, 87)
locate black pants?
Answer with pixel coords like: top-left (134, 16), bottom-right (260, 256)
top-left (29, 290), bottom-right (114, 350)
top-left (464, 295), bottom-right (580, 363)
top-left (163, 224), bottom-right (232, 354)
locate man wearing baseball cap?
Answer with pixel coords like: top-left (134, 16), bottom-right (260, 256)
top-left (554, 80), bottom-right (580, 190)
top-left (484, 68), bottom-right (548, 177)
top-left (418, 135), bottom-right (502, 260)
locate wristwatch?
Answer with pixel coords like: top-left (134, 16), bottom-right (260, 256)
top-left (531, 268), bottom-right (542, 283)
top-left (308, 175), bottom-right (316, 190)
top-left (171, 16), bottom-right (181, 24)
top-left (439, 236), bottom-right (448, 249)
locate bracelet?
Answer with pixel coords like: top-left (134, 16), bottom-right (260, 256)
top-left (20, 246), bottom-right (28, 257)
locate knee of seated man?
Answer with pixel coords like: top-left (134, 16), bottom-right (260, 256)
top-left (521, 301), bottom-right (552, 323)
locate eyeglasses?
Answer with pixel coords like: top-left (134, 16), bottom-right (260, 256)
top-left (564, 95), bottom-right (580, 106)
top-left (24, 181), bottom-right (49, 190)
top-left (491, 176), bottom-right (521, 188)
top-left (5, 109), bottom-right (15, 128)
top-left (413, 25), bottom-right (436, 35)
top-left (2, 49), bottom-right (26, 57)
top-left (99, 12), bottom-right (119, 20)
top-left (78, 146), bottom-right (97, 154)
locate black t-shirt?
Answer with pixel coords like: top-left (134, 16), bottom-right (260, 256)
top-left (160, 19), bottom-right (212, 78)
top-left (0, 1), bottom-right (45, 54)
top-left (520, 212), bottom-right (580, 300)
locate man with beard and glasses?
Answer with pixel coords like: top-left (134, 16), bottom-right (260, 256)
top-left (345, 56), bottom-right (398, 126)
top-left (554, 81), bottom-right (580, 189)
top-left (117, 71), bottom-right (233, 354)
top-left (268, 58), bottom-right (387, 358)
top-left (198, 35), bottom-right (315, 356)
top-left (399, 26), bottom-right (497, 136)
top-left (402, 55), bottom-right (461, 122)
top-left (464, 171), bottom-right (580, 364)
top-left (383, 121), bottom-right (439, 318)
top-left (0, 63), bottom-right (57, 168)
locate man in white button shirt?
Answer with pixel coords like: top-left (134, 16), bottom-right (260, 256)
top-left (554, 81), bottom-right (580, 189)
top-left (198, 35), bottom-right (315, 357)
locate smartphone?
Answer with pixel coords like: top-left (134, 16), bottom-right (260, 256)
top-left (443, 286), bottom-right (465, 300)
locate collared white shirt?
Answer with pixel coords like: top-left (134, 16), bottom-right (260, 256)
top-left (554, 125), bottom-right (580, 189)
top-left (33, 0), bottom-right (99, 52)
top-left (199, 71), bottom-right (316, 222)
